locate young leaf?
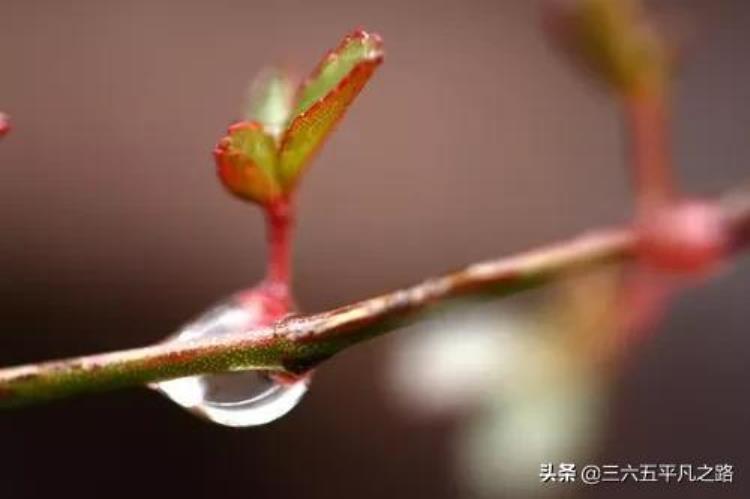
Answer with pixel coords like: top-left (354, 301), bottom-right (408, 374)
top-left (278, 30), bottom-right (384, 191)
top-left (214, 122), bottom-right (281, 205)
top-left (244, 67), bottom-right (297, 140)
top-left (545, 0), bottom-right (670, 96)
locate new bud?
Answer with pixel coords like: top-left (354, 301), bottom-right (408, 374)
top-left (544, 0), bottom-right (671, 97)
top-left (636, 200), bottom-right (728, 274)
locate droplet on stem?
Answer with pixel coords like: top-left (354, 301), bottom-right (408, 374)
top-left (152, 287), bottom-right (310, 427)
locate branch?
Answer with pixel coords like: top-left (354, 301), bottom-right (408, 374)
top-left (0, 191), bottom-right (748, 408)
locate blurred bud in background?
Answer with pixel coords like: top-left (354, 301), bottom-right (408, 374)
top-left (386, 269), bottom-right (624, 497)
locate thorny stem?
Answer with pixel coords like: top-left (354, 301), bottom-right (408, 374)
top-left (622, 92), bottom-right (674, 212)
top-left (0, 191), bottom-right (748, 408)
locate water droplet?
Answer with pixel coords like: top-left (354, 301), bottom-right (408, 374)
top-left (152, 290), bottom-right (309, 427)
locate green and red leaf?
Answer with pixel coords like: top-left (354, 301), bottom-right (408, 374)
top-left (214, 122), bottom-right (281, 205)
top-left (244, 67), bottom-right (297, 140)
top-left (278, 30), bottom-right (383, 190)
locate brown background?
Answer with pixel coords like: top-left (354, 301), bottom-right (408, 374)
top-left (0, 0), bottom-right (748, 498)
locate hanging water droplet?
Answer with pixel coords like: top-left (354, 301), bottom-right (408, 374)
top-left (152, 289), bottom-right (310, 427)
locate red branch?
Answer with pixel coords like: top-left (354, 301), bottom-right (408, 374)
top-left (622, 93), bottom-right (675, 211)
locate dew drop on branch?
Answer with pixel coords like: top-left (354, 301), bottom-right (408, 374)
top-left (151, 290), bottom-right (309, 427)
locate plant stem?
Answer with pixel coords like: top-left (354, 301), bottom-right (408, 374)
top-left (0, 191), bottom-right (748, 408)
top-left (265, 197), bottom-right (294, 288)
top-left (623, 91), bottom-right (674, 212)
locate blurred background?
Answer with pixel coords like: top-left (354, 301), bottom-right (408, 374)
top-left (0, 0), bottom-right (749, 497)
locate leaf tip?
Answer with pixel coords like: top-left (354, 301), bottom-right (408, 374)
top-left (347, 28), bottom-right (385, 62)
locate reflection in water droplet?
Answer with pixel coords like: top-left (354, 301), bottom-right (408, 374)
top-left (152, 293), bottom-right (309, 427)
